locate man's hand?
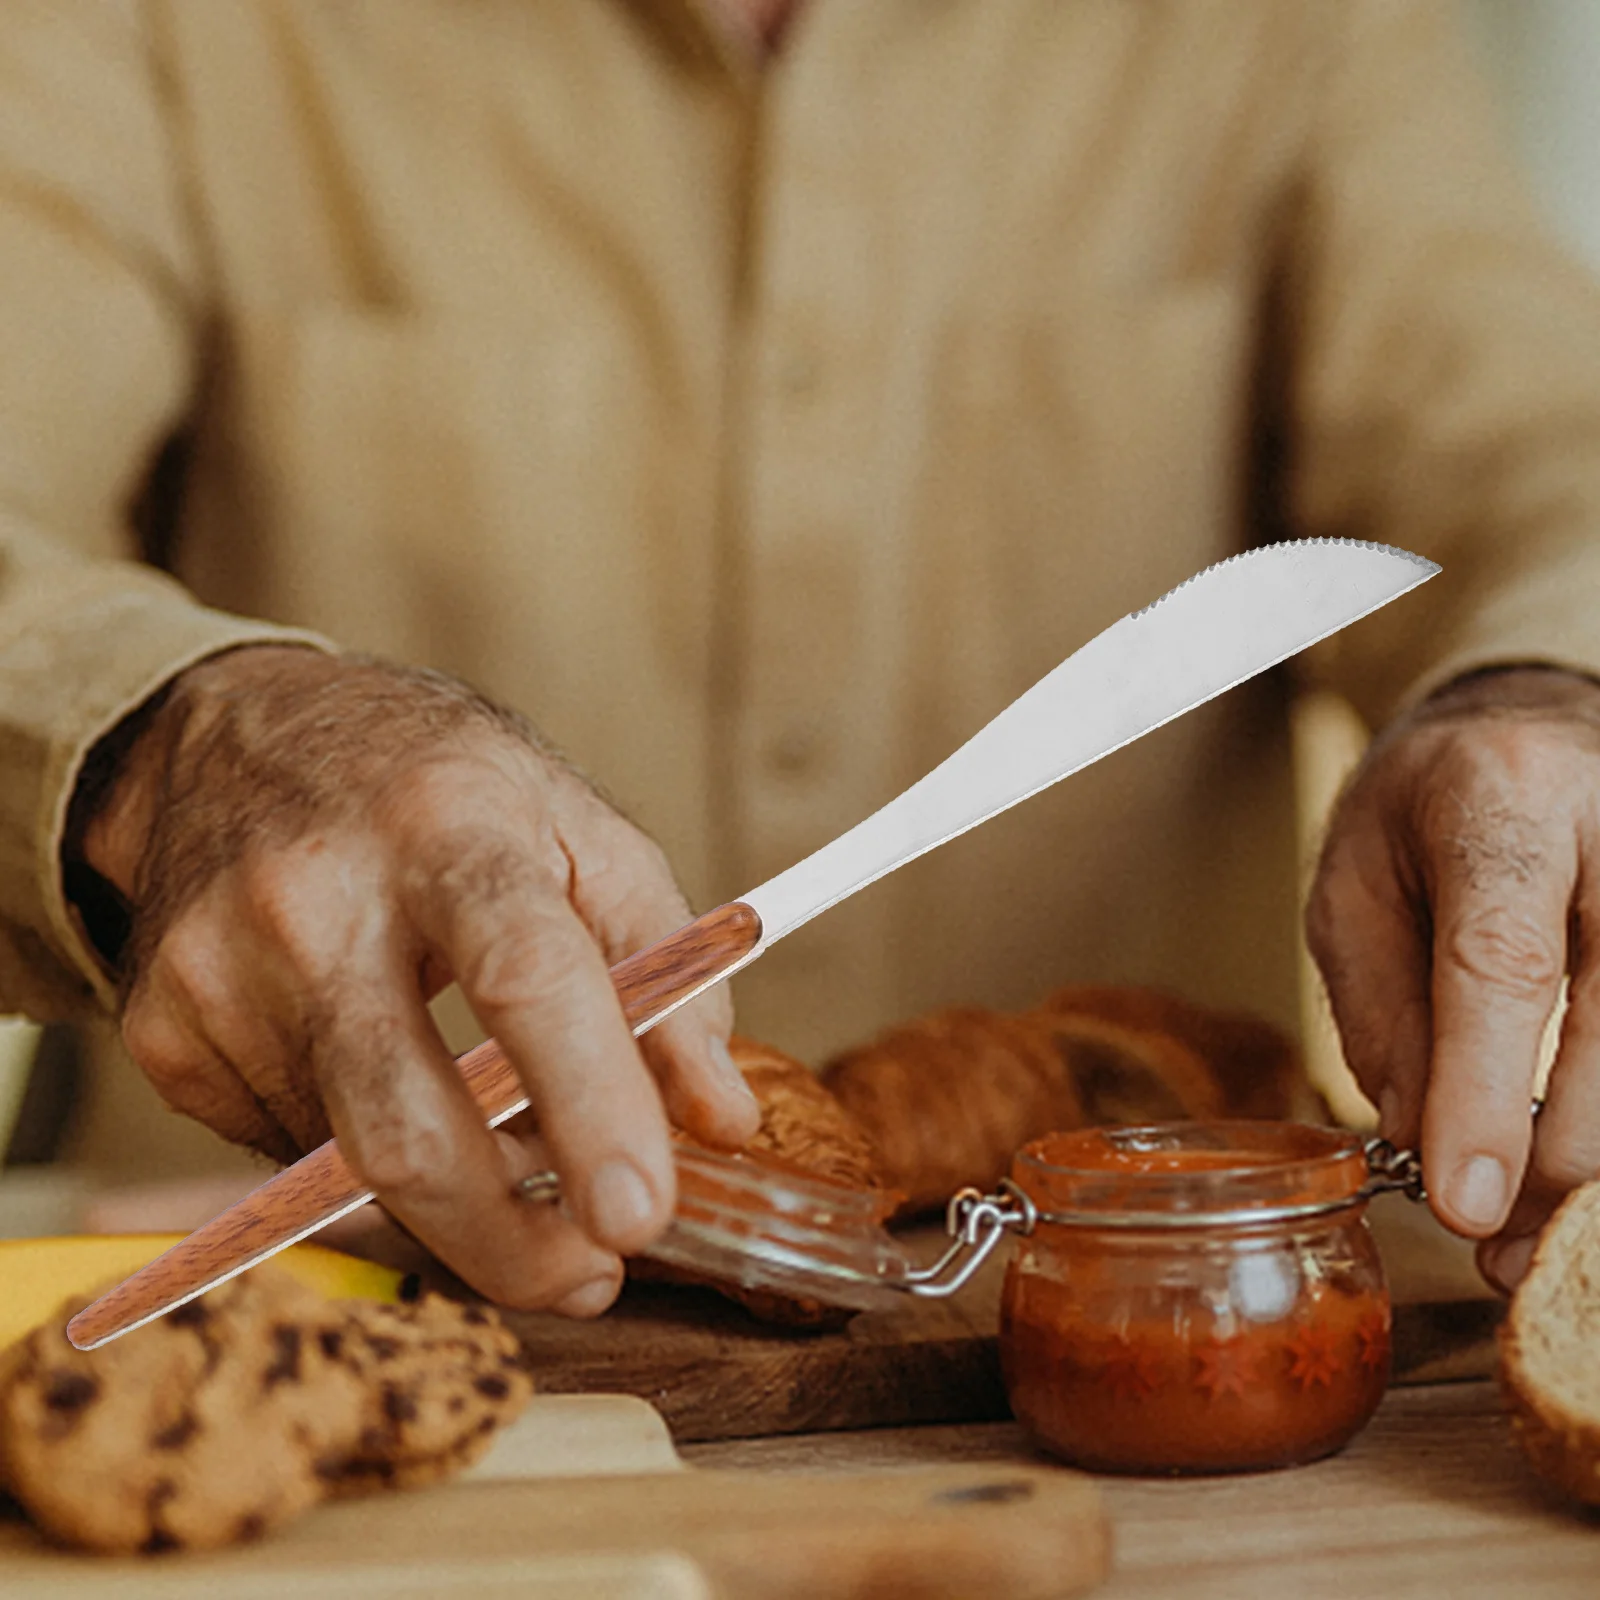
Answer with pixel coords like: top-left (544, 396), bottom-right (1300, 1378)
top-left (1306, 666), bottom-right (1600, 1294)
top-left (74, 646), bottom-right (761, 1317)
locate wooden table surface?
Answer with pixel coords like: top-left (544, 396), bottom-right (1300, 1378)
top-left (4, 1195), bottom-right (1594, 1594)
top-left (684, 1380), bottom-right (1600, 1599)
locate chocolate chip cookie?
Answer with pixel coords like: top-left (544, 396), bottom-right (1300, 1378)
top-left (0, 1271), bottom-right (532, 1554)
top-left (320, 1296), bottom-right (533, 1493)
top-left (0, 1271), bottom-right (367, 1553)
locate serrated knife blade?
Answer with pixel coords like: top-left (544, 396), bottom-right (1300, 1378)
top-left (68, 537), bottom-right (1437, 1349)
top-left (741, 537), bottom-right (1435, 945)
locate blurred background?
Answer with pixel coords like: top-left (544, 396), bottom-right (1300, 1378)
top-left (1296, 0), bottom-right (1600, 1124)
top-left (1467, 0), bottom-right (1600, 267)
top-left (1, 0), bottom-right (1596, 1229)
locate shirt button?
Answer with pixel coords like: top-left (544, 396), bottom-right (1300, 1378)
top-left (763, 725), bottom-right (822, 776)
top-left (773, 343), bottom-right (821, 398)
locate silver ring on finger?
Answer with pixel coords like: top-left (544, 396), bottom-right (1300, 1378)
top-left (514, 1171), bottom-right (562, 1205)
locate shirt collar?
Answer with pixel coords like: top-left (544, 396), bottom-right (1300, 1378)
top-left (637, 0), bottom-right (791, 76)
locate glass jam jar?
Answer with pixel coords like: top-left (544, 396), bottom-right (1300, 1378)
top-left (998, 1122), bottom-right (1396, 1474)
top-left (518, 1121), bottom-right (1422, 1475)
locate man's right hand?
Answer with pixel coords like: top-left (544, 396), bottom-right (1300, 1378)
top-left (74, 646), bottom-right (760, 1317)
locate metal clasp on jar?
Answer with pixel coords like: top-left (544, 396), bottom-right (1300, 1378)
top-left (900, 1181), bottom-right (1037, 1299)
top-left (1361, 1138), bottom-right (1426, 1202)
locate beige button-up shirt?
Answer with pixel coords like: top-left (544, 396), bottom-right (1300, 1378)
top-left (3, 0), bottom-right (1600, 1085)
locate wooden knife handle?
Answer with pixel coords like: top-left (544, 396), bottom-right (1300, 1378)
top-left (66, 902), bottom-right (763, 1350)
top-left (456, 899), bottom-right (764, 1121)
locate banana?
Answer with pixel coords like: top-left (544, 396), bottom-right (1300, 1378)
top-left (0, 1235), bottom-right (402, 1352)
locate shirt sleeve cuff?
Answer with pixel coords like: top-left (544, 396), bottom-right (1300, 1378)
top-left (0, 552), bottom-right (334, 1018)
top-left (1384, 567), bottom-right (1600, 722)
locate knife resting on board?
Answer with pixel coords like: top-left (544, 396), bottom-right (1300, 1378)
top-left (68, 538), bottom-right (1438, 1349)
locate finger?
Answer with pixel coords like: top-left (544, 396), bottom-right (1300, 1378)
top-left (644, 1017), bottom-right (762, 1150)
top-left (1474, 1095), bottom-right (1573, 1295)
top-left (1305, 805), bottom-right (1432, 1142)
top-left (1526, 901), bottom-right (1600, 1195)
top-left (494, 1123), bottom-right (625, 1319)
top-left (1422, 814), bottom-right (1573, 1238)
top-left (1482, 897), bottom-right (1600, 1292)
top-left (1476, 1183), bottom-right (1561, 1295)
top-left (122, 970), bottom-right (298, 1163)
top-left (547, 1266), bottom-right (627, 1320)
top-left (148, 898), bottom-right (333, 1153)
top-left (445, 892), bottom-right (674, 1249)
top-left (313, 960), bottom-right (624, 1310)
top-left (402, 824), bottom-right (676, 1255)
top-left (565, 817), bottom-right (759, 1148)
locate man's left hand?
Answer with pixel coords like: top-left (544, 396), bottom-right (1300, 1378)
top-left (1306, 665), bottom-right (1600, 1293)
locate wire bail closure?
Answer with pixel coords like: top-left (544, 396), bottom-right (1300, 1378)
top-left (900, 1181), bottom-right (1036, 1299)
top-left (1361, 1137), bottom-right (1426, 1202)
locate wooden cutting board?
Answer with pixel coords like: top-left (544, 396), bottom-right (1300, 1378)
top-left (0, 1395), bottom-right (1110, 1600)
top-left (495, 1193), bottom-right (1504, 1441)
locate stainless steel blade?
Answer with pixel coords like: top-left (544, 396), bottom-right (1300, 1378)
top-left (739, 538), bottom-right (1436, 949)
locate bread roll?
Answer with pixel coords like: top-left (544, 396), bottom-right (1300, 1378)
top-left (1499, 1180), bottom-right (1600, 1507)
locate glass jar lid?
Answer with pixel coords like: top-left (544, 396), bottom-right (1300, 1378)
top-left (1009, 1121), bottom-right (1381, 1230)
top-left (633, 1145), bottom-right (915, 1311)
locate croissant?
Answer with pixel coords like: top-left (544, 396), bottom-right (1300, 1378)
top-left (818, 1008), bottom-right (1081, 1216)
top-left (1028, 1008), bottom-right (1225, 1125)
top-left (823, 987), bottom-right (1308, 1216)
top-left (1038, 984), bottom-right (1312, 1121)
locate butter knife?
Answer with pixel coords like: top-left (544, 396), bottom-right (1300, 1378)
top-left (68, 537), bottom-right (1437, 1348)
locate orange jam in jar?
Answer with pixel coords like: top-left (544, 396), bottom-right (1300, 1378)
top-left (999, 1122), bottom-right (1390, 1474)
